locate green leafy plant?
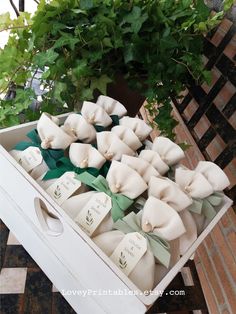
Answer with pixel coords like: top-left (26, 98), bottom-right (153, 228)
top-left (0, 0), bottom-right (233, 138)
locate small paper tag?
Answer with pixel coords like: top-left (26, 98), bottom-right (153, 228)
top-left (75, 192), bottom-right (112, 237)
top-left (18, 147), bottom-right (43, 172)
top-left (46, 172), bottom-right (81, 205)
top-left (110, 232), bottom-right (147, 276)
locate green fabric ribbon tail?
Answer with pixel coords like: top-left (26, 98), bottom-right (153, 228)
top-left (42, 157), bottom-right (100, 180)
top-left (114, 212), bottom-right (171, 268)
top-left (75, 172), bottom-right (133, 222)
top-left (14, 129), bottom-right (64, 169)
top-left (187, 192), bottom-right (224, 220)
top-left (94, 125), bottom-right (105, 132)
top-left (110, 115), bottom-right (120, 126)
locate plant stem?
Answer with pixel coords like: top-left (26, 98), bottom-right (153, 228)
top-left (0, 25), bottom-right (32, 32)
top-left (9, 0), bottom-right (19, 17)
top-left (171, 57), bottom-right (195, 79)
top-left (0, 66), bottom-right (22, 95)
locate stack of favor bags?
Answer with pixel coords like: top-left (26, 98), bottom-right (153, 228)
top-left (10, 95), bottom-right (230, 292)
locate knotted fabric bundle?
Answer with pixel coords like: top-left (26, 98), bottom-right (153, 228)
top-left (37, 113), bottom-right (74, 150)
top-left (11, 120), bottom-right (65, 180)
top-left (81, 101), bottom-right (112, 128)
top-left (96, 95), bottom-right (127, 117)
top-left (139, 149), bottom-right (169, 175)
top-left (151, 136), bottom-right (185, 166)
top-left (141, 196), bottom-right (186, 241)
top-left (119, 116), bottom-right (152, 142)
top-left (96, 131), bottom-right (135, 161)
top-left (111, 125), bottom-right (142, 151)
top-left (61, 113), bottom-right (97, 143)
top-left (62, 161), bottom-right (147, 237)
top-left (195, 161), bottom-right (230, 192)
top-left (148, 176), bottom-right (192, 211)
top-left (93, 211), bottom-right (171, 292)
top-left (37, 143), bottom-right (104, 191)
top-left (121, 155), bottom-right (159, 184)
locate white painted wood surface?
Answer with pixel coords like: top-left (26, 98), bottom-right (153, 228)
top-left (0, 116), bottom-right (233, 312)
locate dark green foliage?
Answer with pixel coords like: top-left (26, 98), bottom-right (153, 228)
top-left (0, 0), bottom-right (233, 137)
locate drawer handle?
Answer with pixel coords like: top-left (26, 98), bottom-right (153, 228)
top-left (34, 198), bottom-right (63, 236)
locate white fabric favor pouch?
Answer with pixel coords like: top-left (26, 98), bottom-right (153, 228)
top-left (96, 131), bottom-right (135, 160)
top-left (62, 161), bottom-right (147, 237)
top-left (148, 176), bottom-right (192, 211)
top-left (119, 116), bottom-right (152, 141)
top-left (121, 155), bottom-right (159, 184)
top-left (151, 136), bottom-right (185, 166)
top-left (96, 95), bottom-right (127, 117)
top-left (111, 125), bottom-right (142, 151)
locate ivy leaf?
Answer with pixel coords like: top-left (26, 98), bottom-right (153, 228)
top-left (53, 82), bottom-right (67, 103)
top-left (90, 75), bottom-right (112, 95)
top-left (80, 87), bottom-right (93, 100)
top-left (123, 6), bottom-right (148, 34)
top-left (80, 0), bottom-right (93, 10)
top-left (0, 12), bottom-right (11, 31)
top-left (202, 70), bottom-right (212, 85)
top-left (53, 32), bottom-right (80, 50)
top-left (124, 44), bottom-right (135, 63)
top-left (33, 49), bottom-right (59, 69)
top-left (154, 102), bottom-right (178, 140)
top-left (72, 60), bottom-right (90, 79)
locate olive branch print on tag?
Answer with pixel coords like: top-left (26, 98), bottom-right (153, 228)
top-left (86, 210), bottom-right (94, 226)
top-left (119, 252), bottom-right (127, 269)
top-left (53, 185), bottom-right (62, 199)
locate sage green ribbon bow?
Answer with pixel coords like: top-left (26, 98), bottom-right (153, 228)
top-left (187, 192), bottom-right (223, 220)
top-left (43, 157), bottom-right (100, 180)
top-left (114, 212), bottom-right (171, 268)
top-left (14, 129), bottom-right (64, 169)
top-left (75, 172), bottom-right (133, 222)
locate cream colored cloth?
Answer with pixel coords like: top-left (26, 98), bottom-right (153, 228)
top-left (178, 209), bottom-right (197, 256)
top-left (175, 167), bottom-right (214, 199)
top-left (119, 116), bottom-right (152, 141)
top-left (121, 155), bottom-right (159, 184)
top-left (37, 143), bottom-right (105, 190)
top-left (154, 239), bottom-right (180, 286)
top-left (9, 149), bottom-right (49, 180)
top-left (69, 143), bottom-right (106, 169)
top-left (81, 101), bottom-right (112, 127)
top-left (96, 95), bottom-right (127, 117)
top-left (96, 132), bottom-right (135, 161)
top-left (139, 149), bottom-right (169, 175)
top-left (111, 125), bottom-right (142, 151)
top-left (93, 230), bottom-right (155, 292)
top-left (61, 113), bottom-right (96, 143)
top-left (148, 176), bottom-right (192, 212)
top-left (195, 161), bottom-right (230, 192)
top-left (61, 191), bottom-right (114, 237)
top-left (106, 160), bottom-right (148, 198)
top-left (37, 113), bottom-right (74, 150)
top-left (151, 136), bottom-right (185, 166)
top-left (141, 196), bottom-right (186, 241)
top-left (36, 173), bottom-right (89, 194)
top-left (62, 161), bottom-right (147, 237)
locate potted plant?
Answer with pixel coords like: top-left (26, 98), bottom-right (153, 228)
top-left (0, 0), bottom-right (233, 139)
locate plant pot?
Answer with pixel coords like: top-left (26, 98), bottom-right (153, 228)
top-left (95, 75), bottom-right (146, 117)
